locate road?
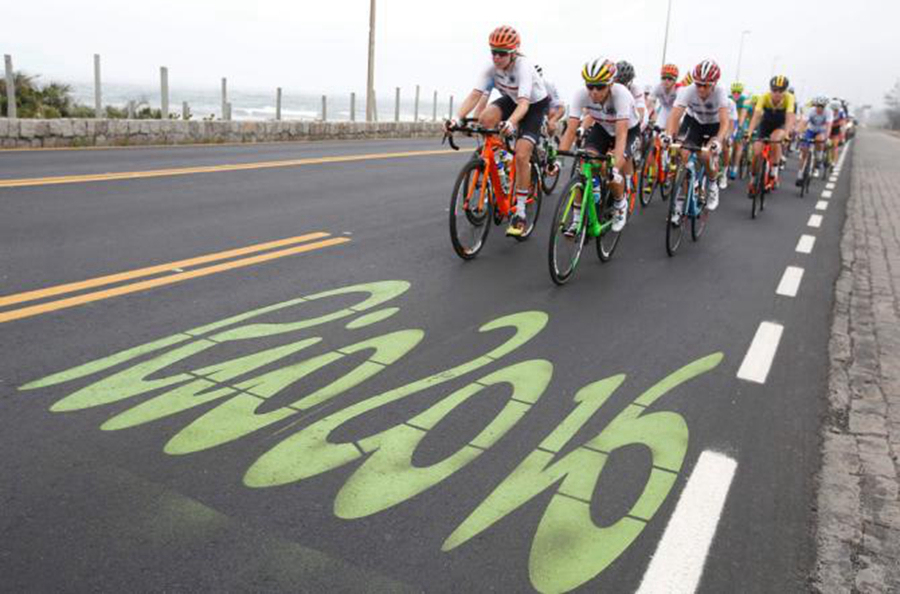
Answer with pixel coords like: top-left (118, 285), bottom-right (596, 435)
top-left (0, 135), bottom-right (852, 592)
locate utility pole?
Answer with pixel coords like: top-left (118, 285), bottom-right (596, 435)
top-left (661, 0), bottom-right (673, 67)
top-left (735, 30), bottom-right (750, 82)
top-left (366, 0), bottom-right (376, 122)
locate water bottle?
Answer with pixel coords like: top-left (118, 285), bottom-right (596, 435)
top-left (592, 175), bottom-right (602, 205)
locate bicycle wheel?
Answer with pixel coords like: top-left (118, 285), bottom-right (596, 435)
top-left (597, 189), bottom-right (623, 262)
top-left (541, 142), bottom-right (561, 195)
top-left (639, 146), bottom-right (658, 207)
top-left (691, 176), bottom-right (709, 242)
top-left (449, 160), bottom-right (492, 260)
top-left (666, 166), bottom-right (688, 256)
top-left (514, 160), bottom-right (544, 242)
top-left (548, 176), bottom-right (587, 285)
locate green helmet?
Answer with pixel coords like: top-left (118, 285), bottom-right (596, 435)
top-left (731, 82), bottom-right (745, 94)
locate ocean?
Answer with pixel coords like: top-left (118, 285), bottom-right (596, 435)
top-left (69, 82), bottom-right (454, 122)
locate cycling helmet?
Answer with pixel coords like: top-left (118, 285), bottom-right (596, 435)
top-left (731, 82), bottom-right (745, 94)
top-left (679, 72), bottom-right (694, 87)
top-left (615, 60), bottom-right (635, 85)
top-left (693, 60), bottom-right (721, 84)
top-left (661, 64), bottom-right (679, 79)
top-left (582, 58), bottom-right (616, 86)
top-left (829, 99), bottom-right (842, 110)
top-left (813, 96), bottom-right (829, 107)
top-left (489, 26), bottom-right (520, 52)
top-left (770, 75), bottom-right (789, 91)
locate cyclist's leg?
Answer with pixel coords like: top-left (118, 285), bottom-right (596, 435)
top-left (480, 95), bottom-right (514, 128)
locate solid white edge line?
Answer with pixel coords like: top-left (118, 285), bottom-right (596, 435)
top-left (816, 200), bottom-right (829, 211)
top-left (636, 451), bottom-right (738, 594)
top-left (776, 266), bottom-right (805, 297)
top-left (808, 214), bottom-right (823, 228)
top-left (822, 190), bottom-right (833, 198)
top-left (737, 321), bottom-right (784, 384)
top-left (796, 234), bottom-right (816, 254)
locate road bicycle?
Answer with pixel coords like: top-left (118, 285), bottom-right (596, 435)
top-left (665, 143), bottom-right (712, 257)
top-left (547, 148), bottom-right (625, 285)
top-left (535, 121), bottom-right (561, 195)
top-left (748, 139), bottom-right (780, 219)
top-left (444, 121), bottom-right (543, 260)
top-left (639, 126), bottom-right (674, 206)
top-left (796, 133), bottom-right (822, 198)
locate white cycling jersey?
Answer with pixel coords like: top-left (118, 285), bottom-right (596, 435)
top-left (545, 79), bottom-right (564, 110)
top-left (570, 83), bottom-right (640, 135)
top-left (803, 107), bottom-right (834, 132)
top-left (674, 83), bottom-right (730, 125)
top-left (651, 82), bottom-right (678, 128)
top-left (727, 97), bottom-right (738, 124)
top-left (477, 55), bottom-right (548, 104)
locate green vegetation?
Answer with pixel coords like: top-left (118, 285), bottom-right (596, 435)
top-left (1, 71), bottom-right (188, 119)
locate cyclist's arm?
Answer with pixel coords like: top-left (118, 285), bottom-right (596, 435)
top-left (665, 105), bottom-right (685, 138)
top-left (507, 97), bottom-right (531, 129)
top-left (472, 93), bottom-right (490, 118)
top-left (559, 116), bottom-right (581, 151)
top-left (747, 109), bottom-right (763, 138)
top-left (613, 119), bottom-right (628, 171)
top-left (716, 107), bottom-right (729, 145)
top-left (455, 89), bottom-right (487, 121)
top-left (785, 111), bottom-right (797, 135)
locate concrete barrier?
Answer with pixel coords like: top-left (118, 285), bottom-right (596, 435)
top-left (0, 118), bottom-right (445, 149)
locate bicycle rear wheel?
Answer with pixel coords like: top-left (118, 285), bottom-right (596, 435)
top-left (449, 160), bottom-right (492, 260)
top-left (666, 166), bottom-right (688, 256)
top-left (597, 188), bottom-right (622, 262)
top-left (691, 177), bottom-right (709, 242)
top-left (548, 177), bottom-right (587, 285)
top-left (541, 142), bottom-right (561, 195)
top-left (514, 160), bottom-right (544, 242)
top-left (639, 147), bottom-right (658, 207)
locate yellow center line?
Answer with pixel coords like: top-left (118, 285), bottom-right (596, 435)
top-left (0, 149), bottom-right (457, 188)
top-left (0, 237), bottom-right (351, 324)
top-left (0, 232), bottom-right (331, 308)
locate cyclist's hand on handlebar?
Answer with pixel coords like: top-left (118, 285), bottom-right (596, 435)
top-left (708, 138), bottom-right (722, 154)
top-left (500, 120), bottom-right (517, 137)
top-left (443, 117), bottom-right (460, 133)
top-left (659, 132), bottom-right (672, 148)
top-left (575, 127), bottom-right (587, 142)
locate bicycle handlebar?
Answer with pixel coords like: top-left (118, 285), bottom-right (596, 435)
top-left (442, 118), bottom-right (502, 151)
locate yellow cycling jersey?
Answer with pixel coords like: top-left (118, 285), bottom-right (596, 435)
top-left (754, 92), bottom-right (795, 116)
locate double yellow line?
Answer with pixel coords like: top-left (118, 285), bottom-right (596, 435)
top-left (0, 233), bottom-right (350, 324)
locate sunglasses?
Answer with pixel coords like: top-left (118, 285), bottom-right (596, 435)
top-left (661, 76), bottom-right (676, 81)
top-left (586, 83), bottom-right (609, 91)
top-left (695, 82), bottom-right (713, 88)
top-left (491, 50), bottom-right (512, 57)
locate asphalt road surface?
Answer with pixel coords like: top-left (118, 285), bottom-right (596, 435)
top-left (0, 136), bottom-right (853, 593)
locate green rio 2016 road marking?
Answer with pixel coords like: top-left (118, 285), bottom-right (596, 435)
top-left (20, 280), bottom-right (724, 594)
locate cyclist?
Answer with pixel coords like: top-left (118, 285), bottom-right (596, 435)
top-left (661, 60), bottom-right (729, 218)
top-left (559, 58), bottom-right (640, 233)
top-left (720, 94), bottom-right (739, 190)
top-left (651, 64), bottom-right (680, 130)
top-left (796, 95), bottom-right (833, 184)
top-left (829, 99), bottom-right (847, 165)
top-left (446, 25), bottom-right (550, 237)
top-left (615, 61), bottom-right (647, 128)
top-left (728, 82), bottom-right (751, 179)
top-left (746, 75), bottom-right (795, 191)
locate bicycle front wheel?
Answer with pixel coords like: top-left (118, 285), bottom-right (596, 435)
top-left (548, 176), bottom-right (587, 285)
top-left (597, 189), bottom-right (622, 262)
top-left (666, 166), bottom-right (688, 256)
top-left (449, 160), bottom-right (492, 260)
top-left (691, 178), bottom-right (709, 242)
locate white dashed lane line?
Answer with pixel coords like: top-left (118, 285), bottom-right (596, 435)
top-left (816, 201), bottom-right (829, 211)
top-left (636, 451), bottom-right (738, 594)
top-left (826, 182), bottom-right (836, 190)
top-left (808, 214), bottom-right (823, 228)
top-left (776, 266), bottom-right (805, 297)
top-left (737, 322), bottom-right (785, 384)
top-left (796, 235), bottom-right (817, 254)
top-left (822, 190), bottom-right (833, 198)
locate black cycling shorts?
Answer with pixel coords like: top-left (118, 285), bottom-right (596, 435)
top-left (585, 122), bottom-right (641, 159)
top-left (677, 114), bottom-right (720, 147)
top-left (759, 112), bottom-right (787, 138)
top-left (492, 95), bottom-right (551, 145)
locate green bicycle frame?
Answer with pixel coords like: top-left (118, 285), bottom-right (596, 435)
top-left (563, 157), bottom-right (614, 238)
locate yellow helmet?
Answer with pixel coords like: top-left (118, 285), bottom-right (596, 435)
top-left (582, 58), bottom-right (616, 85)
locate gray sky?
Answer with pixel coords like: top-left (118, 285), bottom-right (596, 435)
top-left (5, 0), bottom-right (897, 108)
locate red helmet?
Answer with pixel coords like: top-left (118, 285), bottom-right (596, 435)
top-left (661, 64), bottom-right (679, 79)
top-left (693, 60), bottom-right (721, 84)
top-left (489, 26), bottom-right (520, 51)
